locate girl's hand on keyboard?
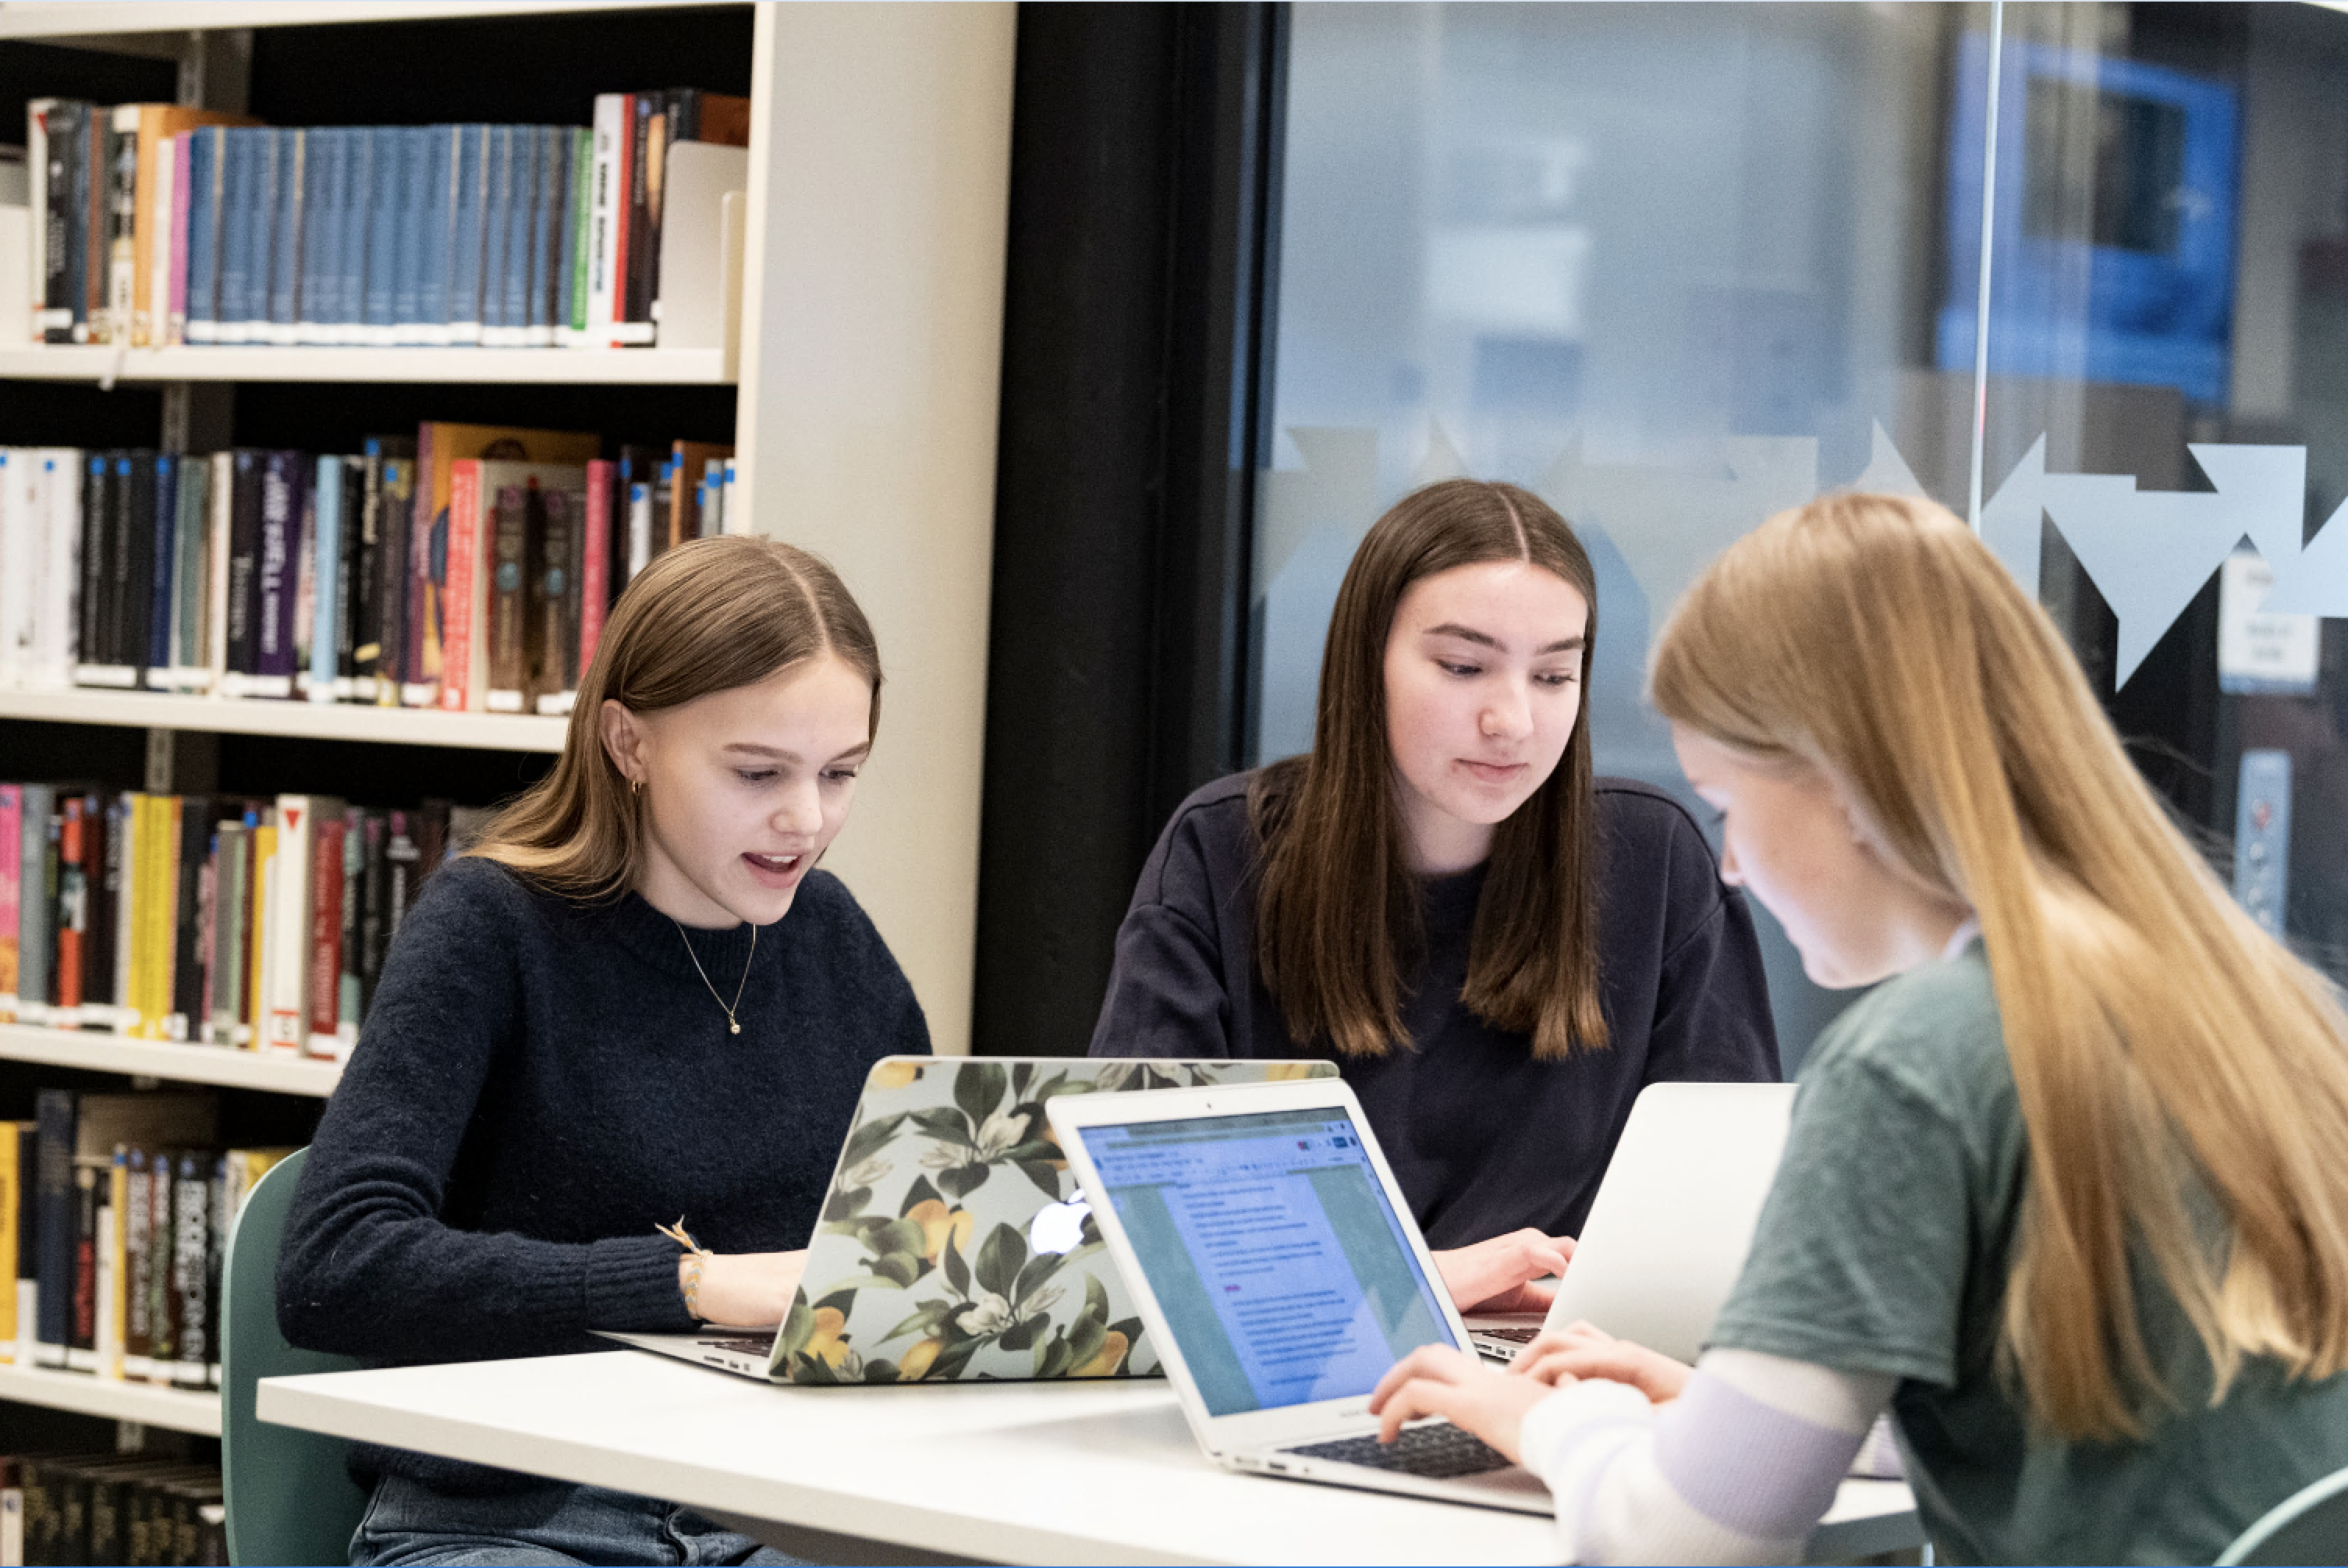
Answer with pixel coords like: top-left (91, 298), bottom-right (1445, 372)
top-left (1431, 1229), bottom-right (1577, 1313)
top-left (1367, 1345), bottom-right (1550, 1463)
top-left (1510, 1320), bottom-right (1691, 1403)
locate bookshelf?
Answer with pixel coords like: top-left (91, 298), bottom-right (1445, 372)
top-left (1, 0), bottom-right (1011, 1447)
top-left (0, 1363), bottom-right (222, 1437)
top-left (0, 346), bottom-right (732, 385)
top-left (0, 1023), bottom-right (342, 1096)
top-left (0, 686), bottom-right (567, 751)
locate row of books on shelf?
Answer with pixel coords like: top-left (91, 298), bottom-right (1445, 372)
top-left (5, 1452), bottom-right (227, 1566)
top-left (28, 87), bottom-right (748, 350)
top-left (0, 423), bottom-right (736, 715)
top-left (0, 784), bottom-right (484, 1053)
top-left (1, 1088), bottom-right (287, 1395)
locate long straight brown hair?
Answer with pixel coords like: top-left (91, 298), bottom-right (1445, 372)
top-left (1652, 493), bottom-right (2348, 1440)
top-left (470, 535), bottom-right (881, 900)
top-left (1253, 477), bottom-right (1607, 1061)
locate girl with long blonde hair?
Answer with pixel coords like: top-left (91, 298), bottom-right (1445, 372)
top-left (279, 536), bottom-right (927, 1566)
top-left (1368, 492), bottom-right (2348, 1563)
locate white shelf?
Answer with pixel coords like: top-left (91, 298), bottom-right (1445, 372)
top-left (0, 686), bottom-right (567, 752)
top-left (0, 1363), bottom-right (222, 1436)
top-left (0, 345), bottom-right (731, 387)
top-left (0, 1), bottom-right (738, 43)
top-left (0, 1023), bottom-right (342, 1097)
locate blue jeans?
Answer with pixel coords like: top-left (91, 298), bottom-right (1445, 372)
top-left (351, 1474), bottom-right (801, 1566)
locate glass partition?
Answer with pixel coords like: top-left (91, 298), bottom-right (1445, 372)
top-left (1256, 2), bottom-right (1986, 1061)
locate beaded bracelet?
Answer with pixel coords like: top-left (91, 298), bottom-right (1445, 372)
top-left (657, 1218), bottom-right (714, 1321)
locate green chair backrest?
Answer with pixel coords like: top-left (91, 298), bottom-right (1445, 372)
top-left (221, 1146), bottom-right (371, 1567)
top-left (2220, 1465), bottom-right (2348, 1566)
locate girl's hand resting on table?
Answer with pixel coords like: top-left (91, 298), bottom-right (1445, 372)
top-left (1511, 1320), bottom-right (1692, 1402)
top-left (1431, 1229), bottom-right (1577, 1313)
top-left (683, 1249), bottom-right (808, 1329)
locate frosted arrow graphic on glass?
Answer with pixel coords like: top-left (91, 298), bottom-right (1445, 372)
top-left (2262, 495), bottom-right (2348, 617)
top-left (1981, 439), bottom-right (2306, 686)
top-left (1539, 435), bottom-right (1820, 641)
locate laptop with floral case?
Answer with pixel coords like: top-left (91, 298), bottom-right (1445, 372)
top-left (599, 1055), bottom-right (1334, 1386)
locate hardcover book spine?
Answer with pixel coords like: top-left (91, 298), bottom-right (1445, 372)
top-left (587, 95), bottom-right (622, 346)
top-left (439, 459), bottom-right (482, 712)
top-left (309, 456), bottom-right (342, 704)
top-left (0, 1124), bottom-right (15, 1353)
top-left (254, 452), bottom-right (303, 694)
top-left (105, 793), bottom-right (133, 1023)
top-left (206, 820), bottom-right (248, 1045)
top-left (624, 95), bottom-right (652, 333)
top-left (447, 125), bottom-right (487, 346)
top-left (66, 1160), bottom-right (96, 1368)
top-left (337, 459), bottom-right (363, 696)
top-left (353, 447), bottom-right (383, 697)
top-left (0, 785), bottom-right (19, 1023)
top-left (262, 795), bottom-right (316, 1052)
top-left (268, 128), bottom-right (303, 344)
top-left (121, 1146), bottom-right (151, 1379)
top-left (34, 451), bottom-right (76, 686)
top-left (364, 126), bottom-right (399, 346)
top-left (419, 124), bottom-right (456, 344)
top-left (339, 124), bottom-right (373, 345)
top-left (32, 1088), bottom-right (73, 1364)
top-left (293, 467), bottom-right (317, 690)
top-left (170, 1150), bottom-right (209, 1385)
top-left (403, 422), bottom-right (436, 702)
top-left (206, 452), bottom-right (232, 689)
top-left (537, 484), bottom-right (576, 713)
top-left (144, 452), bottom-right (175, 682)
top-left (171, 796), bottom-right (209, 1039)
top-left (247, 815), bottom-right (273, 1042)
top-left (41, 102), bottom-right (90, 342)
top-left (480, 126), bottom-right (515, 346)
top-left (51, 796), bottom-right (83, 1015)
top-left (223, 450), bottom-right (262, 684)
top-left (581, 459), bottom-right (612, 672)
top-left (74, 454), bottom-right (105, 678)
top-left (486, 481), bottom-right (529, 711)
top-left (183, 128), bottom-right (221, 344)
top-left (19, 788), bottom-right (54, 1019)
top-left (168, 131), bottom-right (192, 343)
top-left (172, 458), bottom-right (210, 686)
top-left (339, 811), bottom-right (365, 1052)
top-left (83, 110), bottom-right (105, 341)
top-left (296, 125), bottom-right (337, 346)
top-left (145, 131), bottom-right (176, 347)
top-left (530, 126), bottom-right (564, 346)
top-left (305, 815), bottom-right (342, 1057)
top-left (212, 127), bottom-right (250, 345)
top-left (101, 107), bottom-right (137, 346)
top-left (378, 447), bottom-right (414, 705)
top-left (358, 810), bottom-right (388, 1017)
top-left (561, 127), bottom-right (590, 345)
top-left (392, 126), bottom-right (428, 344)
top-left (242, 125), bottom-right (278, 344)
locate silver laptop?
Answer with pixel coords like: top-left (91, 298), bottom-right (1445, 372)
top-left (601, 1055), bottom-right (1334, 1385)
top-left (1048, 1077), bottom-right (1551, 1513)
top-left (1466, 1080), bottom-right (1797, 1364)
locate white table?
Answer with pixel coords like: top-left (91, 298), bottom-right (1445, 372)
top-left (259, 1351), bottom-right (1921, 1566)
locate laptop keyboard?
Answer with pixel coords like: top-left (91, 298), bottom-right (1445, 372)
top-left (1285, 1423), bottom-right (1511, 1478)
top-left (698, 1336), bottom-right (772, 1354)
top-left (1474, 1325), bottom-right (1540, 1345)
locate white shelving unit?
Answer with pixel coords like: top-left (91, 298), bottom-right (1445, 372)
top-left (0, 346), bottom-right (731, 386)
top-left (0, 1363), bottom-right (222, 1436)
top-left (0, 686), bottom-right (567, 752)
top-left (0, 1023), bottom-right (341, 1096)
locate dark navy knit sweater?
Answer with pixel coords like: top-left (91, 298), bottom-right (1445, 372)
top-left (1090, 772), bottom-right (1779, 1247)
top-left (278, 853), bottom-right (927, 1491)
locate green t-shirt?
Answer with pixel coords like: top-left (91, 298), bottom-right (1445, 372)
top-left (1711, 942), bottom-right (2348, 1566)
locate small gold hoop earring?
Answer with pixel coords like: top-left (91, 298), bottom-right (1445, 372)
top-left (631, 777), bottom-right (643, 798)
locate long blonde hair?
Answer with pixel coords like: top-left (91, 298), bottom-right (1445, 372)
top-left (1651, 492), bottom-right (2348, 1441)
top-left (471, 535), bottom-right (881, 900)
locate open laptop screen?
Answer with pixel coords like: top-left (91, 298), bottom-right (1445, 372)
top-left (1080, 1106), bottom-right (1458, 1417)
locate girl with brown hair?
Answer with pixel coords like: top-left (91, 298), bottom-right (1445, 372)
top-left (1091, 477), bottom-right (1779, 1311)
top-left (279, 536), bottom-right (926, 1566)
top-left (1367, 493), bottom-right (2348, 1563)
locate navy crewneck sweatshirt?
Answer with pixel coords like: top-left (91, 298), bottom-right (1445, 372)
top-left (1090, 772), bottom-right (1779, 1246)
top-left (278, 853), bottom-right (927, 1492)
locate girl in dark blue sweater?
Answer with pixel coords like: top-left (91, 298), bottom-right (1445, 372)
top-left (279, 537), bottom-right (929, 1566)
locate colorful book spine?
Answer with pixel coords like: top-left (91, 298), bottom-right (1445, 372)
top-left (305, 815), bottom-right (344, 1059)
top-left (246, 813), bottom-right (274, 1045)
top-left (310, 456), bottom-right (343, 704)
top-left (261, 796), bottom-right (317, 1052)
top-left (582, 459), bottom-right (612, 675)
top-left (440, 459), bottom-right (484, 711)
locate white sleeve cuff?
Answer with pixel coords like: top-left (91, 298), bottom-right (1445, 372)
top-left (1518, 1378), bottom-right (1658, 1483)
